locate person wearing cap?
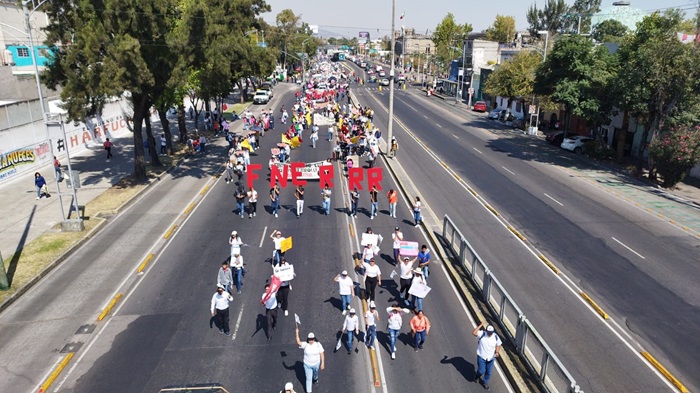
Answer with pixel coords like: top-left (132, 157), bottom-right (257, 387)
top-left (409, 268), bottom-right (427, 311)
top-left (295, 327), bottom-right (325, 393)
top-left (210, 285), bottom-right (233, 336)
top-left (364, 301), bottom-right (380, 350)
top-left (217, 261), bottom-right (233, 294)
top-left (399, 257), bottom-right (416, 303)
top-left (262, 283), bottom-right (278, 342)
top-left (362, 258), bottom-right (382, 302)
top-left (333, 270), bottom-right (355, 315)
top-left (391, 227), bottom-right (403, 265)
top-left (280, 382), bottom-right (296, 393)
top-left (410, 309), bottom-right (431, 351)
top-left (341, 308), bottom-right (360, 354)
top-left (270, 230), bottom-right (286, 266)
top-left (472, 321), bottom-right (502, 390)
top-left (386, 304), bottom-right (410, 359)
top-left (229, 231), bottom-right (243, 258)
top-left (230, 252), bottom-right (244, 293)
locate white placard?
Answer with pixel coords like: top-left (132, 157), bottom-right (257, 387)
top-left (361, 233), bottom-right (379, 247)
top-left (273, 264), bottom-right (295, 281)
top-left (408, 283), bottom-right (431, 298)
top-left (295, 313), bottom-right (301, 325)
top-left (389, 270), bottom-right (398, 279)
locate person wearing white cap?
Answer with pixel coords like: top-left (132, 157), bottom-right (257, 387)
top-left (280, 382), bottom-right (296, 393)
top-left (210, 285), bottom-right (233, 336)
top-left (386, 304), bottom-right (410, 359)
top-left (364, 301), bottom-right (380, 349)
top-left (472, 321), bottom-right (502, 390)
top-left (409, 268), bottom-right (427, 311)
top-left (333, 270), bottom-right (355, 315)
top-left (295, 327), bottom-right (325, 393)
top-left (341, 308), bottom-right (360, 354)
top-left (229, 231), bottom-right (243, 258)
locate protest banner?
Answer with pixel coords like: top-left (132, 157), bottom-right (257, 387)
top-left (408, 283), bottom-right (431, 298)
top-left (280, 236), bottom-right (293, 253)
top-left (399, 241), bottom-right (419, 257)
top-left (273, 263), bottom-right (295, 281)
top-left (361, 233), bottom-right (379, 247)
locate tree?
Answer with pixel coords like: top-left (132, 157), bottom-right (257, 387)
top-left (485, 15), bottom-right (516, 43)
top-left (526, 0), bottom-right (570, 36)
top-left (483, 51), bottom-right (542, 111)
top-left (432, 13), bottom-right (473, 73)
top-left (568, 0), bottom-right (602, 34)
top-left (592, 19), bottom-right (628, 42)
top-left (613, 11), bottom-right (700, 175)
top-left (649, 126), bottom-right (700, 187)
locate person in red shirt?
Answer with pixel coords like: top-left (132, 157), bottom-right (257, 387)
top-left (53, 156), bottom-right (63, 182)
top-left (103, 138), bottom-right (113, 159)
top-left (387, 189), bottom-right (398, 218)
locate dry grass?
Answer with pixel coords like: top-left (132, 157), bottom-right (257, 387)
top-left (0, 151), bottom-right (184, 304)
top-left (224, 102), bottom-right (251, 114)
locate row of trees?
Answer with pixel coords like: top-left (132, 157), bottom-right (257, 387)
top-left (484, 9), bottom-right (700, 186)
top-left (40, 1), bottom-right (315, 181)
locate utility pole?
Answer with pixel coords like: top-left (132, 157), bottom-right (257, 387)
top-left (387, 0), bottom-right (396, 150)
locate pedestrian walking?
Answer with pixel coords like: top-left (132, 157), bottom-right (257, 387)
top-left (199, 134), bottom-right (207, 154)
top-left (361, 243), bottom-right (375, 265)
top-left (224, 160), bottom-right (234, 184)
top-left (270, 230), bottom-right (286, 266)
top-left (391, 226), bottom-right (403, 265)
top-left (34, 172), bottom-right (48, 200)
top-left (410, 268), bottom-right (427, 311)
top-left (399, 257), bottom-right (415, 303)
top-left (410, 310), bottom-right (431, 351)
top-left (53, 156), bottom-right (63, 182)
top-left (276, 258), bottom-right (294, 316)
top-left (280, 382), bottom-right (297, 393)
top-left (362, 258), bottom-right (381, 302)
top-left (311, 126), bottom-right (318, 148)
top-left (217, 261), bottom-right (234, 294)
top-left (369, 185), bottom-right (378, 219)
top-left (364, 301), bottom-right (379, 349)
top-left (321, 185), bottom-right (332, 215)
top-left (235, 186), bottom-right (246, 218)
top-left (211, 285), bottom-right (233, 336)
top-left (327, 125), bottom-right (333, 142)
top-left (262, 283), bottom-right (278, 342)
top-left (229, 230), bottom-right (243, 258)
top-left (333, 270), bottom-right (355, 315)
top-left (230, 252), bottom-right (244, 293)
top-left (386, 305), bottom-right (410, 359)
top-left (247, 187), bottom-right (258, 218)
top-left (349, 187), bottom-right (359, 218)
top-left (295, 328), bottom-right (325, 393)
top-left (417, 245), bottom-right (431, 279)
top-left (270, 183), bottom-right (281, 217)
top-left (389, 136), bottom-right (398, 158)
top-left (387, 189), bottom-right (398, 218)
top-left (341, 308), bottom-right (360, 354)
top-left (104, 138), bottom-right (113, 159)
top-left (295, 185), bottom-right (305, 218)
top-left (472, 322), bottom-right (502, 391)
top-left (413, 196), bottom-right (422, 227)
top-left (160, 134), bottom-right (166, 154)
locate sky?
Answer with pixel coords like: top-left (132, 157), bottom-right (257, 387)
top-left (261, 0), bottom-right (698, 38)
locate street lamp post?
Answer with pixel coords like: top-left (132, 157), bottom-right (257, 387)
top-left (538, 30), bottom-right (549, 61)
top-left (386, 0), bottom-right (396, 149)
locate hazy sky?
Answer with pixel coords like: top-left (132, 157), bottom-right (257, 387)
top-left (262, 0), bottom-right (698, 37)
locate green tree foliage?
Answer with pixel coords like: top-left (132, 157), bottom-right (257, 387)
top-left (649, 126), bottom-right (700, 187)
top-left (568, 0), bottom-right (602, 34)
top-left (591, 19), bottom-right (628, 42)
top-left (613, 11), bottom-right (700, 174)
top-left (266, 9), bottom-right (316, 71)
top-left (485, 15), bottom-right (516, 43)
top-left (483, 51), bottom-right (542, 108)
top-left (526, 0), bottom-right (569, 36)
top-left (432, 13), bottom-right (473, 73)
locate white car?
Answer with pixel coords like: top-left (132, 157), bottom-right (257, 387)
top-left (253, 90), bottom-right (270, 104)
top-left (560, 135), bottom-right (594, 154)
top-left (379, 78), bottom-right (390, 86)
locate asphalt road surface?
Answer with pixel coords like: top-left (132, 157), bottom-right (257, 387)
top-left (348, 60), bottom-right (698, 392)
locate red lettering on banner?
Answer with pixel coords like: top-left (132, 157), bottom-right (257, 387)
top-left (112, 121), bottom-right (120, 131)
top-left (270, 165), bottom-right (288, 188)
top-left (367, 168), bottom-right (383, 190)
top-left (82, 131), bottom-right (91, 144)
top-left (290, 162), bottom-right (307, 186)
top-left (319, 165), bottom-right (334, 188)
top-left (119, 119), bottom-right (127, 129)
top-left (348, 167), bottom-right (364, 190)
top-left (94, 126), bottom-right (102, 138)
top-left (246, 163), bottom-right (262, 189)
top-left (70, 135), bottom-right (79, 148)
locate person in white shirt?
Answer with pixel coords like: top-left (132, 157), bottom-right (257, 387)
top-left (361, 243), bottom-right (375, 264)
top-left (472, 322), bottom-right (502, 390)
top-left (262, 283), bottom-right (278, 342)
top-left (391, 226), bottom-right (403, 265)
top-left (333, 270), bottom-right (355, 315)
top-left (211, 285), bottom-right (233, 336)
top-left (362, 258), bottom-right (382, 302)
top-left (386, 305), bottom-right (410, 359)
top-left (342, 308), bottom-right (360, 354)
top-left (230, 253), bottom-right (244, 293)
top-left (364, 301), bottom-right (380, 349)
top-left (399, 257), bottom-right (415, 303)
top-left (295, 329), bottom-right (325, 393)
top-left (275, 258), bottom-right (294, 316)
top-left (280, 382), bottom-right (296, 393)
top-left (410, 268), bottom-right (427, 311)
top-left (229, 231), bottom-right (243, 258)
top-left (270, 230), bottom-right (286, 265)
top-left (247, 187), bottom-right (258, 218)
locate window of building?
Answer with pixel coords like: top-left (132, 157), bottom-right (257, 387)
top-left (17, 47), bottom-right (29, 57)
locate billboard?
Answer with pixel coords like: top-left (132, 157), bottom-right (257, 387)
top-left (359, 32), bottom-right (369, 38)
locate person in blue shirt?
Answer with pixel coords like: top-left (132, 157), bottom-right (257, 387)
top-left (34, 172), bottom-right (47, 200)
top-left (417, 245), bottom-right (431, 280)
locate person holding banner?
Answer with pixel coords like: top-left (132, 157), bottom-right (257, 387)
top-left (275, 259), bottom-right (294, 316)
top-left (362, 258), bottom-right (382, 302)
top-left (262, 282), bottom-right (279, 342)
top-left (270, 231), bottom-right (285, 266)
top-left (409, 268), bottom-right (428, 311)
top-left (399, 257), bottom-right (416, 303)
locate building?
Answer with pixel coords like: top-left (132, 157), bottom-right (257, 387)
top-left (591, 1), bottom-right (646, 32)
top-left (394, 28), bottom-right (434, 71)
top-left (0, 2), bottom-right (51, 72)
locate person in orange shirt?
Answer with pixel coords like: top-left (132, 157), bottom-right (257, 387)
top-left (410, 310), bottom-right (431, 351)
top-left (387, 189), bottom-right (398, 218)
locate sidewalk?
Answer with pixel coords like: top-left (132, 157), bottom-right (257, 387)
top-left (415, 86), bottom-right (700, 236)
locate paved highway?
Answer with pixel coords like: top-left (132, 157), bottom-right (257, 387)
top-left (347, 60), bottom-right (698, 392)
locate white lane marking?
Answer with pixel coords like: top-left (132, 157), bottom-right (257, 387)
top-left (232, 305), bottom-right (244, 341)
top-left (452, 134), bottom-right (459, 139)
top-left (259, 226), bottom-right (268, 247)
top-left (423, 114), bottom-right (429, 119)
top-left (612, 237), bottom-right (646, 260)
top-left (30, 356), bottom-right (63, 393)
top-left (544, 193), bottom-right (564, 206)
top-left (501, 166), bottom-right (515, 175)
top-left (437, 124), bottom-right (443, 128)
top-left (473, 147), bottom-right (483, 154)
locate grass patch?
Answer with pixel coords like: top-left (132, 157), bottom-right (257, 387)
top-left (224, 102), bottom-right (251, 114)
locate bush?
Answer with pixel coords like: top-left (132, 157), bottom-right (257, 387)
top-left (649, 126), bottom-right (700, 188)
top-left (583, 140), bottom-right (614, 161)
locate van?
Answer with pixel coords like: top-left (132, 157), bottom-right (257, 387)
top-left (259, 82), bottom-right (274, 98)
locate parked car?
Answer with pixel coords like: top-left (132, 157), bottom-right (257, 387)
top-left (368, 75), bottom-right (377, 83)
top-left (253, 90), bottom-right (270, 104)
top-left (545, 131), bottom-right (567, 146)
top-left (473, 101), bottom-right (487, 112)
top-left (259, 82), bottom-right (274, 98)
top-left (379, 78), bottom-right (390, 86)
top-left (379, 71), bottom-right (386, 77)
top-left (488, 109), bottom-right (506, 120)
top-left (561, 135), bottom-right (594, 154)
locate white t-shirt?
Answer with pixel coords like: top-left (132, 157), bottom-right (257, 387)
top-left (363, 263), bottom-right (381, 278)
top-left (400, 261), bottom-right (414, 279)
top-left (262, 292), bottom-right (278, 309)
top-left (273, 236), bottom-right (285, 250)
top-left (362, 246), bottom-right (375, 261)
top-left (300, 341), bottom-right (324, 365)
top-left (336, 275), bottom-right (353, 295)
top-left (392, 232), bottom-right (403, 249)
top-left (365, 310), bottom-right (377, 326)
top-left (476, 331), bottom-right (502, 361)
top-left (343, 314), bottom-right (359, 331)
top-left (248, 189), bottom-right (258, 203)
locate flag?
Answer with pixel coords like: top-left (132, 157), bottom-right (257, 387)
top-left (295, 313), bottom-right (301, 325)
top-left (400, 11), bottom-right (405, 20)
top-left (290, 136), bottom-right (302, 149)
top-left (261, 275), bottom-right (281, 304)
top-left (240, 139), bottom-right (253, 152)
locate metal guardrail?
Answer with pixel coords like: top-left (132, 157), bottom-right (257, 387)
top-left (442, 214), bottom-right (583, 393)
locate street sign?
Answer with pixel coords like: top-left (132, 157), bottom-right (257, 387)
top-left (468, 88), bottom-right (474, 95)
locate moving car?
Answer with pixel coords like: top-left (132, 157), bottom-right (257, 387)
top-left (378, 70), bottom-right (386, 77)
top-left (379, 78), bottom-right (390, 86)
top-left (259, 82), bottom-right (274, 98)
top-left (473, 101), bottom-right (487, 112)
top-left (253, 90), bottom-right (270, 104)
top-left (560, 135), bottom-right (594, 154)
